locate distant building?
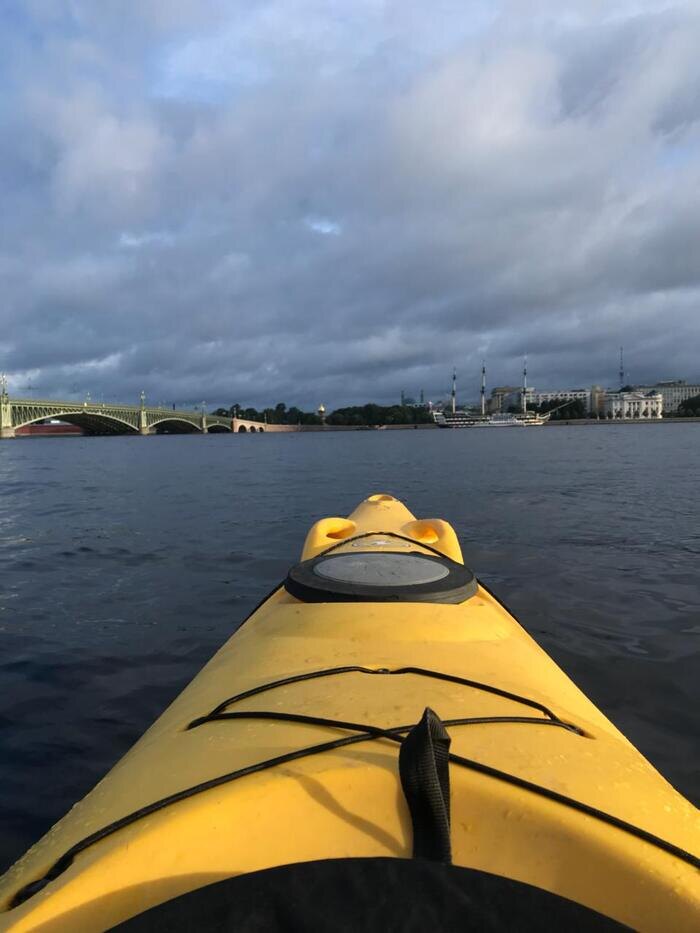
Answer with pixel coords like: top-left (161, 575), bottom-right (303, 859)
top-left (531, 388), bottom-right (591, 411)
top-left (633, 381), bottom-right (700, 414)
top-left (488, 386), bottom-right (521, 413)
top-left (604, 391), bottom-right (662, 420)
top-left (589, 385), bottom-right (606, 416)
top-left (480, 376), bottom-right (697, 418)
top-left (491, 386), bottom-right (597, 413)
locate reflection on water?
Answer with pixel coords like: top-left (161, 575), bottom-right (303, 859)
top-left (1, 427), bottom-right (699, 870)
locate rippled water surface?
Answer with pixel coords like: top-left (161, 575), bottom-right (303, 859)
top-left (1, 427), bottom-right (699, 871)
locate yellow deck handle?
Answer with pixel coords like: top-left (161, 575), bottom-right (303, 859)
top-left (301, 518), bottom-right (358, 559)
top-left (400, 519), bottom-right (463, 563)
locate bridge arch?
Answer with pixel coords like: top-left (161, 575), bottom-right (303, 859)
top-left (149, 417), bottom-right (202, 434)
top-left (14, 411), bottom-right (138, 435)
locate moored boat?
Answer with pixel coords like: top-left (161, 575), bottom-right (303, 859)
top-left (433, 410), bottom-right (549, 427)
top-left (0, 494), bottom-right (697, 931)
top-left (434, 360), bottom-right (549, 426)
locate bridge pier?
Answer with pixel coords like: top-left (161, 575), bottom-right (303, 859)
top-left (1, 384), bottom-right (14, 438)
top-left (138, 400), bottom-right (149, 435)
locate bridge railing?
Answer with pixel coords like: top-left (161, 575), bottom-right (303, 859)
top-left (9, 397), bottom-right (229, 420)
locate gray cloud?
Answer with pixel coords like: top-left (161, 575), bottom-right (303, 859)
top-left (1, 1), bottom-right (700, 409)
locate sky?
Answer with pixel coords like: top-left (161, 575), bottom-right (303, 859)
top-left (1, 0), bottom-right (699, 410)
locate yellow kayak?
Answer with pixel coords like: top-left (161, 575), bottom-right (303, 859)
top-left (0, 494), bottom-right (698, 931)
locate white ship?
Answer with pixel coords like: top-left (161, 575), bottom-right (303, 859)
top-left (434, 360), bottom-right (549, 428)
top-left (433, 410), bottom-right (549, 428)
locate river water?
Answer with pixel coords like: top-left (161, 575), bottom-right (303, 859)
top-left (1, 426), bottom-right (698, 871)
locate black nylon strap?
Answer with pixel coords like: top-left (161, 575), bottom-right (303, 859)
top-left (399, 708), bottom-right (452, 864)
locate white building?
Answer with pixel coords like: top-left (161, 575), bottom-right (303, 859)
top-left (604, 391), bottom-right (663, 420)
top-left (634, 381), bottom-right (700, 414)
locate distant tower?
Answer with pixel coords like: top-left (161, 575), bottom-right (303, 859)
top-left (420, 388), bottom-right (424, 405)
top-left (619, 346), bottom-right (625, 390)
top-left (451, 368), bottom-right (456, 414)
top-left (317, 403), bottom-right (326, 426)
top-left (400, 389), bottom-right (405, 406)
top-left (480, 361), bottom-right (486, 417)
top-left (521, 356), bottom-right (528, 414)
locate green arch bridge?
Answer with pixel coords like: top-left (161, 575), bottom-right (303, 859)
top-left (0, 389), bottom-right (282, 437)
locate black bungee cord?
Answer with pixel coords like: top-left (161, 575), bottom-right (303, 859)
top-left (9, 666), bottom-right (699, 909)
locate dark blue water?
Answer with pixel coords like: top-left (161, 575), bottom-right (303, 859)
top-left (1, 427), bottom-right (699, 872)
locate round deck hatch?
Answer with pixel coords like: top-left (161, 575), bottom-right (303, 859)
top-left (285, 549), bottom-right (476, 604)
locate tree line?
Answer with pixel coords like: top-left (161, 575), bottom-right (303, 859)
top-left (211, 401), bottom-right (433, 426)
top-left (677, 394), bottom-right (700, 416)
top-left (327, 404), bottom-right (433, 426)
top-left (211, 402), bottom-right (321, 425)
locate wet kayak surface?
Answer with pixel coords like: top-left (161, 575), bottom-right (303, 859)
top-left (1, 425), bottom-right (698, 872)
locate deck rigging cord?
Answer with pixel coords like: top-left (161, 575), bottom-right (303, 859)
top-left (10, 666), bottom-right (699, 909)
top-left (188, 664), bottom-right (574, 728)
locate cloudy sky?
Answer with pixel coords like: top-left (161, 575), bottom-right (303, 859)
top-left (1, 0), bottom-right (699, 409)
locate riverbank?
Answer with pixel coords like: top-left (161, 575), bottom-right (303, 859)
top-left (544, 417), bottom-right (700, 426)
top-left (312, 417), bottom-right (700, 430)
top-left (296, 422), bottom-right (437, 431)
top-left (325, 416), bottom-right (700, 430)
